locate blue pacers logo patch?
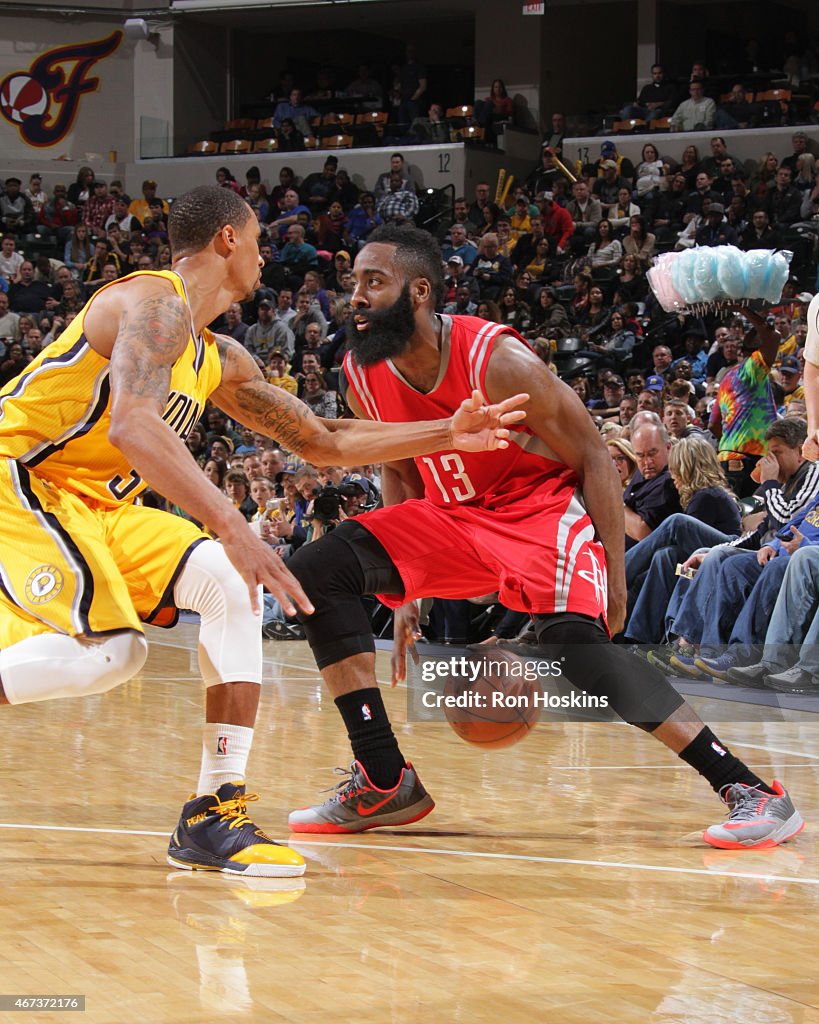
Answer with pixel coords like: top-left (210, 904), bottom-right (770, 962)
top-left (25, 565), bottom-right (64, 604)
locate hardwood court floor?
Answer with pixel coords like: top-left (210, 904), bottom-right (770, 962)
top-left (1, 623), bottom-right (818, 1024)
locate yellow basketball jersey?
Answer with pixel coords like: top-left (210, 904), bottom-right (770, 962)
top-left (0, 270), bottom-right (222, 506)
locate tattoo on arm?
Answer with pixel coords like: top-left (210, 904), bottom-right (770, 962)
top-left (214, 332), bottom-right (317, 456)
top-left (111, 294), bottom-right (189, 408)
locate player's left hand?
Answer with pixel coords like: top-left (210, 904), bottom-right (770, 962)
top-left (449, 389), bottom-right (528, 451)
top-left (391, 601), bottom-right (422, 687)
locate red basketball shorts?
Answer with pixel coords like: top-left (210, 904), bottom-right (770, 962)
top-left (357, 487), bottom-right (608, 626)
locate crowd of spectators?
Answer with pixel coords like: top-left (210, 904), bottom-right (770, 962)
top-left (616, 49), bottom-right (819, 134)
top-left (1, 127), bottom-right (818, 663)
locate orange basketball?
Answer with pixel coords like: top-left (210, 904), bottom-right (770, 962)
top-left (442, 649), bottom-right (541, 749)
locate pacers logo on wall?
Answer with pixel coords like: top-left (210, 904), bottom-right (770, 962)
top-left (0, 31), bottom-right (122, 148)
top-left (25, 565), bottom-right (64, 604)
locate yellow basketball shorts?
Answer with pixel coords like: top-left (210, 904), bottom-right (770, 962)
top-left (0, 459), bottom-right (208, 647)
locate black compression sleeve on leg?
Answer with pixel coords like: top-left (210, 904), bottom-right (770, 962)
top-left (533, 613), bottom-right (685, 730)
top-left (286, 521), bottom-right (404, 670)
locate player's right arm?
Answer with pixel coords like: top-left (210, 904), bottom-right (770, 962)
top-left (88, 278), bottom-right (312, 617)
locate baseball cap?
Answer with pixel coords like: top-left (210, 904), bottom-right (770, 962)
top-left (343, 473), bottom-right (372, 496)
top-left (258, 298), bottom-right (273, 308)
top-left (779, 355), bottom-right (801, 375)
top-left (335, 249), bottom-right (351, 261)
top-left (645, 374), bottom-right (665, 392)
top-left (707, 202), bottom-right (725, 215)
top-left (540, 191), bottom-right (554, 201)
top-left (275, 462), bottom-right (300, 482)
top-left (601, 159), bottom-right (617, 170)
top-left (601, 141), bottom-right (616, 154)
top-left (268, 347), bottom-right (285, 358)
top-left (447, 254), bottom-right (464, 266)
top-left (603, 375), bottom-right (625, 388)
top-left (142, 179), bottom-right (157, 189)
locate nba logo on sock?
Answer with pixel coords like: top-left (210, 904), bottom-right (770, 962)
top-left (217, 736), bottom-right (228, 755)
top-left (711, 741), bottom-right (726, 757)
top-left (361, 703), bottom-right (372, 721)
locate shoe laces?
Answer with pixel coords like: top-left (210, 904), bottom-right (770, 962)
top-left (323, 764), bottom-right (364, 804)
top-left (208, 791), bottom-right (260, 830)
top-left (720, 784), bottom-right (772, 821)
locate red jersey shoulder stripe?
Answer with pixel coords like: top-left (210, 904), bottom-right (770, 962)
top-left (343, 351), bottom-right (381, 421)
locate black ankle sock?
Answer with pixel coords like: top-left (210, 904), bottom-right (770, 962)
top-left (678, 727), bottom-right (774, 795)
top-left (335, 688), bottom-right (406, 789)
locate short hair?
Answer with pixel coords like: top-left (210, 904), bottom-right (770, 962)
top-left (168, 185), bottom-right (252, 256)
top-left (632, 421), bottom-right (670, 444)
top-left (366, 223), bottom-right (445, 307)
top-left (766, 417), bottom-right (806, 447)
top-left (390, 152), bottom-right (404, 162)
top-left (225, 469), bottom-right (249, 487)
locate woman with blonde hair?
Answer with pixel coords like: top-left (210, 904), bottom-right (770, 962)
top-left (750, 152), bottom-right (778, 203)
top-left (667, 435), bottom-right (741, 533)
top-left (607, 436), bottom-right (637, 490)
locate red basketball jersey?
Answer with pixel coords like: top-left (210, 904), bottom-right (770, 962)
top-left (343, 314), bottom-right (579, 509)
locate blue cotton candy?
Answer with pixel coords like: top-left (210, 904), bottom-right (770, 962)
top-left (693, 247), bottom-right (720, 301)
top-left (715, 246), bottom-right (746, 299)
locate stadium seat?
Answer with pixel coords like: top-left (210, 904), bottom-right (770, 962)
top-left (648, 117), bottom-right (671, 132)
top-left (187, 140), bottom-right (219, 155)
top-left (253, 137), bottom-right (279, 153)
top-left (446, 105), bottom-right (474, 119)
top-left (354, 111), bottom-right (388, 136)
top-left (322, 113), bottom-right (355, 129)
top-left (220, 139), bottom-right (252, 155)
top-left (612, 118), bottom-right (646, 133)
top-left (303, 135), bottom-right (319, 149)
top-left (321, 134), bottom-right (353, 150)
top-left (224, 118), bottom-right (255, 131)
top-left (450, 125), bottom-right (484, 142)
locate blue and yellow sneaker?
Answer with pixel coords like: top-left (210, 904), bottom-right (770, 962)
top-left (168, 782), bottom-right (305, 877)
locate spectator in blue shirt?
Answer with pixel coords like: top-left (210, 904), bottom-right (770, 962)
top-left (279, 224), bottom-right (318, 277)
top-left (441, 223), bottom-right (477, 266)
top-left (273, 88), bottom-right (319, 135)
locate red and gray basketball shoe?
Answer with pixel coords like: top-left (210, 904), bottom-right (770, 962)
top-left (704, 780), bottom-right (804, 850)
top-left (288, 761), bottom-right (435, 834)
top-left (168, 782), bottom-right (306, 876)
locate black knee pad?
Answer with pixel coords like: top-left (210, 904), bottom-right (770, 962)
top-left (286, 521), bottom-right (403, 670)
top-left (534, 613), bottom-right (685, 730)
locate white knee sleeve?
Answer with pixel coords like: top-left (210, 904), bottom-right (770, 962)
top-left (174, 540), bottom-right (262, 686)
top-left (0, 631), bottom-right (148, 705)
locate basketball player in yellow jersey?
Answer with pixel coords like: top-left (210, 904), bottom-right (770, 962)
top-left (0, 184), bottom-right (526, 877)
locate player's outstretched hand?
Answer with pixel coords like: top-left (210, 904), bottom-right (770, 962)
top-left (221, 521), bottom-right (314, 618)
top-left (391, 601), bottom-right (422, 687)
top-left (449, 389), bottom-right (528, 451)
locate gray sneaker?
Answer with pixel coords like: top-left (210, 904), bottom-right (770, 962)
top-left (704, 780), bottom-right (804, 849)
top-left (725, 663), bottom-right (770, 688)
top-left (288, 761), bottom-right (435, 834)
top-left (765, 666), bottom-right (819, 695)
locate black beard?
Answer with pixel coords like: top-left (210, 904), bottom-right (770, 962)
top-left (347, 283), bottom-right (416, 367)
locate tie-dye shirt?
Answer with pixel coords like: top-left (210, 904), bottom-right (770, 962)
top-left (711, 350), bottom-right (777, 461)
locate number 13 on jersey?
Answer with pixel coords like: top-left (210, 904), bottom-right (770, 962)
top-left (420, 454), bottom-right (476, 503)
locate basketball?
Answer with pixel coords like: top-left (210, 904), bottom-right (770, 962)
top-left (0, 74), bottom-right (48, 125)
top-left (442, 648), bottom-right (541, 749)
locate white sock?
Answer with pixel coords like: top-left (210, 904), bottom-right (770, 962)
top-left (198, 723), bottom-right (254, 795)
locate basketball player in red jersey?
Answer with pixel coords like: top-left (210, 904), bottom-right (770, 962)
top-left (286, 224), bottom-right (802, 850)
